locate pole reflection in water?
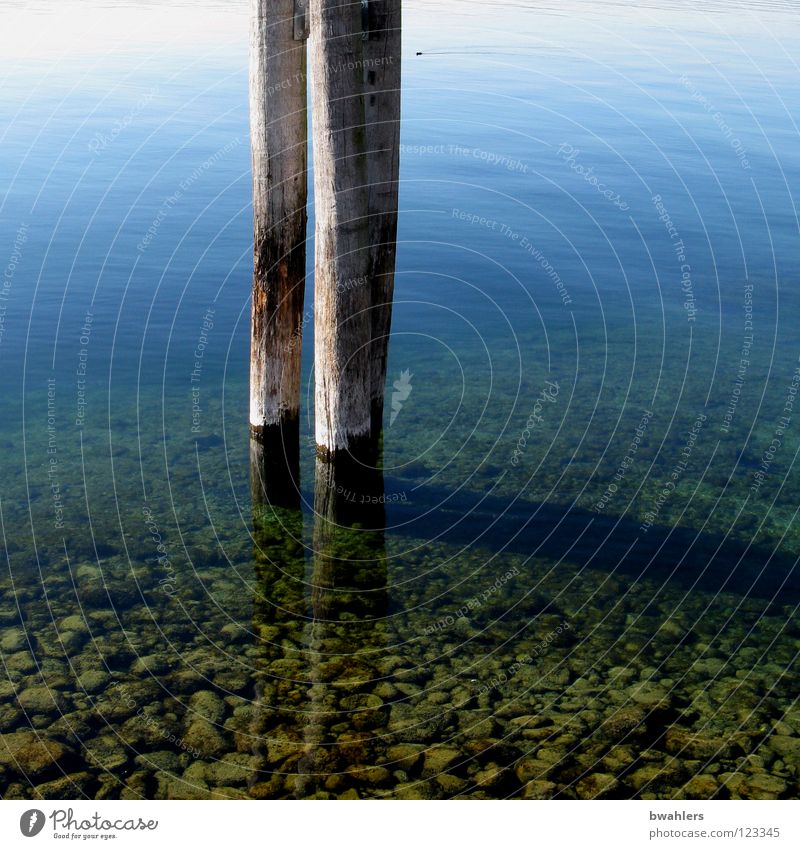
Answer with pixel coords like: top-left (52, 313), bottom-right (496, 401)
top-left (248, 441), bottom-right (390, 798)
top-left (249, 426), bottom-right (301, 512)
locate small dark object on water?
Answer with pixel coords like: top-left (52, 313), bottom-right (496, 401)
top-left (416, 51), bottom-right (423, 55)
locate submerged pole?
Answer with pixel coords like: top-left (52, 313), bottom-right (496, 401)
top-left (309, 0), bottom-right (373, 459)
top-left (363, 0), bottom-right (402, 437)
top-left (249, 0), bottom-right (309, 493)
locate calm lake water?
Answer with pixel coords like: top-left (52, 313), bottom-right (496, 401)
top-left (0, 0), bottom-right (799, 800)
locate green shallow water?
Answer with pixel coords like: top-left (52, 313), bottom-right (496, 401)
top-left (1, 303), bottom-right (799, 799)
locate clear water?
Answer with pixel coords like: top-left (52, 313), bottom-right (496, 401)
top-left (1, 0), bottom-right (799, 799)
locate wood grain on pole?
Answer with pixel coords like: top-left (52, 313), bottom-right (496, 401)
top-left (249, 0), bottom-right (308, 443)
top-left (309, 0), bottom-right (373, 457)
top-left (363, 0), bottom-right (402, 437)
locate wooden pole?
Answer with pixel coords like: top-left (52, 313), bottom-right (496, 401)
top-left (363, 0), bottom-right (402, 437)
top-left (309, 0), bottom-right (373, 459)
top-left (249, 0), bottom-right (309, 492)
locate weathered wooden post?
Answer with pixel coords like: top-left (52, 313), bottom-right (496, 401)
top-left (363, 0), bottom-right (402, 437)
top-left (309, 0), bottom-right (374, 460)
top-left (249, 0), bottom-right (309, 503)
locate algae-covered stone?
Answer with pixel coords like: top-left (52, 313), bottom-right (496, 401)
top-left (386, 743), bottom-right (425, 772)
top-left (77, 670), bottom-right (111, 695)
top-left (130, 654), bottom-right (172, 676)
top-left (601, 707), bottom-right (646, 741)
top-left (183, 719), bottom-right (228, 759)
top-left (421, 746), bottom-right (462, 777)
top-left (346, 764), bottom-right (392, 787)
top-left (628, 682), bottom-right (671, 708)
top-left (576, 773), bottom-right (619, 799)
top-left (435, 773), bottom-right (468, 794)
top-left (739, 773), bottom-right (786, 799)
top-left (683, 774), bottom-right (720, 799)
top-left (0, 628), bottom-right (26, 653)
top-left (16, 686), bottom-right (67, 715)
top-left (665, 727), bottom-right (733, 760)
top-left (768, 735), bottom-right (800, 760)
top-left (0, 731), bottom-right (73, 778)
top-left (628, 761), bottom-right (687, 793)
top-left (83, 734), bottom-right (130, 770)
top-left (515, 756), bottom-right (556, 783)
top-left (58, 615), bottom-right (90, 634)
top-left (33, 771), bottom-right (95, 799)
top-left (473, 764), bottom-right (512, 791)
top-left (522, 779), bottom-right (557, 799)
top-left (188, 690), bottom-right (226, 725)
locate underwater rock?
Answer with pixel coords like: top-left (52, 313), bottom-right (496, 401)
top-left (0, 731), bottom-right (74, 779)
top-left (0, 704), bottom-right (23, 732)
top-left (83, 734), bottom-right (130, 770)
top-left (767, 734), bottom-right (800, 760)
top-left (58, 615), bottom-right (90, 634)
top-left (183, 719), bottom-right (228, 759)
top-left (33, 771), bottom-right (95, 799)
top-left (521, 779), bottom-right (558, 799)
top-left (130, 654), bottom-right (173, 676)
top-left (682, 774), bottom-right (721, 799)
top-left (188, 690), bottom-right (226, 725)
top-left (202, 753), bottom-right (258, 787)
top-left (76, 670), bottom-right (111, 695)
top-left (514, 756), bottom-right (557, 783)
top-left (386, 743), bottom-right (425, 773)
top-left (0, 628), bottom-right (27, 653)
top-left (4, 651), bottom-right (37, 676)
top-left (628, 761), bottom-right (687, 793)
top-left (16, 686), bottom-right (68, 715)
top-left (345, 764), bottom-right (392, 787)
top-left (472, 763), bottom-right (515, 792)
top-left (628, 682), bottom-right (671, 709)
top-left (134, 749), bottom-right (183, 774)
top-left (435, 772), bottom-right (468, 794)
top-left (155, 769), bottom-right (210, 800)
top-left (665, 727), bottom-right (735, 760)
top-left (421, 746), bottom-right (463, 777)
top-left (738, 773), bottom-right (787, 799)
top-left (575, 772), bottom-right (619, 799)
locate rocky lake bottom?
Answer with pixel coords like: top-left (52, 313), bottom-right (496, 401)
top-left (1, 505), bottom-right (798, 801)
